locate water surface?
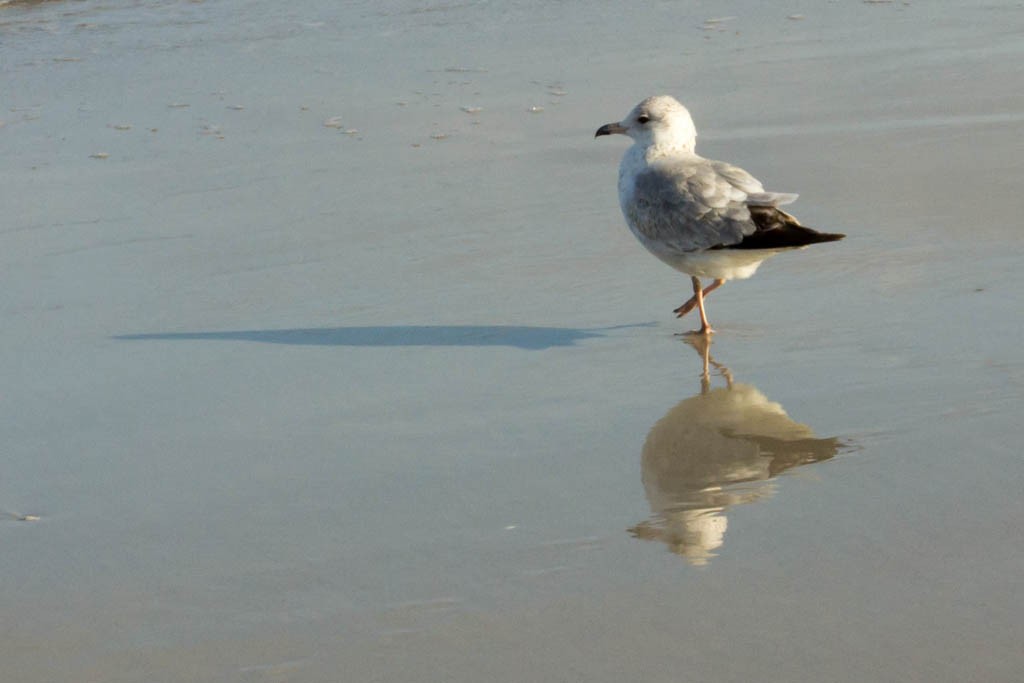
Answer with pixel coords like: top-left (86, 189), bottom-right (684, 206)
top-left (3, 1), bottom-right (1023, 681)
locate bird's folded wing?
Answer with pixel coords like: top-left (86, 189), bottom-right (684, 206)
top-left (746, 192), bottom-right (799, 206)
top-left (626, 160), bottom-right (760, 251)
top-left (709, 160), bottom-right (798, 206)
top-left (708, 160), bottom-right (764, 195)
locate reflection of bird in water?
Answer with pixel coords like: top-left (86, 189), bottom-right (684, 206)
top-left (629, 337), bottom-right (845, 565)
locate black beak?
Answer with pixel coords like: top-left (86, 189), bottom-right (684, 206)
top-left (595, 122), bottom-right (628, 138)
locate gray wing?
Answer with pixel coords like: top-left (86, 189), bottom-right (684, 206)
top-left (709, 160), bottom-right (799, 205)
top-left (625, 158), bottom-right (764, 252)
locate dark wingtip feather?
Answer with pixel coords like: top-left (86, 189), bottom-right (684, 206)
top-left (719, 206), bottom-right (846, 250)
top-left (801, 230), bottom-right (846, 244)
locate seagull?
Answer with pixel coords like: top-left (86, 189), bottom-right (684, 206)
top-left (595, 95), bottom-right (844, 334)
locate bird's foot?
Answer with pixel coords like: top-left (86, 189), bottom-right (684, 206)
top-left (673, 298), bottom-right (698, 318)
top-left (682, 325), bottom-right (714, 337)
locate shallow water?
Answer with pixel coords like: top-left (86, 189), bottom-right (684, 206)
top-left (3, 1), bottom-right (1023, 681)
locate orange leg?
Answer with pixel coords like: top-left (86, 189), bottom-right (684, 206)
top-left (688, 276), bottom-right (714, 335)
top-left (674, 278), bottom-right (725, 318)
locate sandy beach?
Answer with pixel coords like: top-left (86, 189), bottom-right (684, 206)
top-left (3, 1), bottom-right (1023, 680)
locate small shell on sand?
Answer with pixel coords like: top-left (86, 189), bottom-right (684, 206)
top-left (90, 152), bottom-right (110, 159)
top-left (167, 102), bottom-right (190, 108)
top-left (17, 515), bottom-right (40, 522)
top-left (460, 106), bottom-right (483, 114)
top-left (110, 124), bottom-right (132, 130)
top-left (323, 116), bottom-right (345, 128)
top-left (527, 106), bottom-right (544, 113)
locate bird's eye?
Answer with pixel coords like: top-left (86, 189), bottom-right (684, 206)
top-left (637, 115), bottom-right (650, 124)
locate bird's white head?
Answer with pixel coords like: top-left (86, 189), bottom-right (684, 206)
top-left (595, 95), bottom-right (697, 153)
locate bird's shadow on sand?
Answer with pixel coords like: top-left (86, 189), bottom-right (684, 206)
top-left (114, 323), bottom-right (653, 351)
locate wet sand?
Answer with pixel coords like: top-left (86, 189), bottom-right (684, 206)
top-left (3, 1), bottom-right (1023, 681)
